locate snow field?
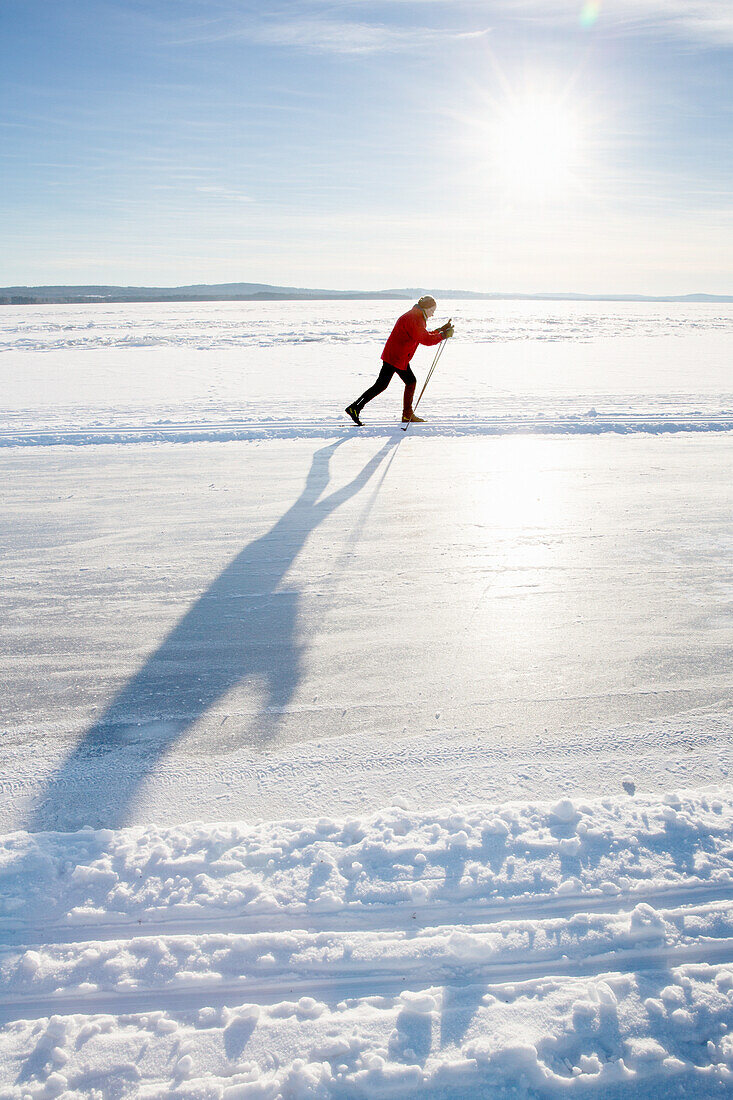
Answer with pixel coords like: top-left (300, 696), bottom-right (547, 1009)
top-left (1, 790), bottom-right (732, 1096)
top-left (2, 300), bottom-right (733, 440)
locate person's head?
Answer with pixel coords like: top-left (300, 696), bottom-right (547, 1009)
top-left (417, 295), bottom-right (437, 318)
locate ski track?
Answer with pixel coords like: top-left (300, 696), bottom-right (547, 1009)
top-left (3, 881), bottom-right (732, 950)
top-left (1, 413), bottom-right (733, 447)
top-left (2, 888), bottom-right (732, 1027)
top-left (2, 792), bottom-right (732, 1033)
top-left (3, 940), bottom-right (733, 1028)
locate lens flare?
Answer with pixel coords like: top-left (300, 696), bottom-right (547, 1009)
top-left (580, 1), bottom-right (600, 28)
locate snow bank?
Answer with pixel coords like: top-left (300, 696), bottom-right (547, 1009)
top-left (0, 789), bottom-right (731, 1097)
top-left (2, 789), bottom-right (731, 939)
top-left (1, 967), bottom-right (732, 1098)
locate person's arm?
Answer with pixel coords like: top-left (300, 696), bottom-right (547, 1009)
top-left (411, 312), bottom-right (445, 347)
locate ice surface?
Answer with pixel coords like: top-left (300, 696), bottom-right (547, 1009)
top-left (1, 433), bottom-right (730, 834)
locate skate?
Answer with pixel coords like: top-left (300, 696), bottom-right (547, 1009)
top-left (345, 404), bottom-right (363, 426)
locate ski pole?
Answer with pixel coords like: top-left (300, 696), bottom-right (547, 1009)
top-left (401, 322), bottom-right (451, 432)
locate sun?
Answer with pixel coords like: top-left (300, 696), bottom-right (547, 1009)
top-left (489, 95), bottom-right (584, 202)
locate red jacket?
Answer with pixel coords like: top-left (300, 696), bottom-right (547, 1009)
top-left (382, 305), bottom-right (444, 371)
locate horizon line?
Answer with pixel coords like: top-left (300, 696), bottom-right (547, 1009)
top-left (1, 281), bottom-right (732, 305)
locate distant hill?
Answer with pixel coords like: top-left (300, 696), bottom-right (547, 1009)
top-left (0, 283), bottom-right (412, 305)
top-left (390, 289), bottom-right (733, 303)
top-left (1, 282), bottom-right (732, 305)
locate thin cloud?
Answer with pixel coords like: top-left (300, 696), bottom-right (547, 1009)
top-left (251, 17), bottom-right (413, 53)
top-left (257, 18), bottom-right (490, 53)
top-left (196, 185), bottom-right (255, 204)
top-left (495, 0), bottom-right (733, 45)
top-left (168, 0), bottom-right (733, 53)
top-left (173, 10), bottom-right (491, 54)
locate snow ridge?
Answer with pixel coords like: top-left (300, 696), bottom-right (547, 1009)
top-left (1, 412), bottom-right (732, 447)
top-left (1, 790), bottom-right (732, 1096)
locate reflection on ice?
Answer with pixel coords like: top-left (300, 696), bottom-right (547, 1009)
top-left (465, 437), bottom-right (562, 533)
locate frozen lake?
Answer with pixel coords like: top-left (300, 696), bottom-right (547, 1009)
top-left (1, 297), bottom-right (731, 831)
top-left (1, 300), bottom-right (732, 1097)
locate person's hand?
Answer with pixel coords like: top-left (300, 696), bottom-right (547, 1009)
top-left (442, 323), bottom-right (455, 338)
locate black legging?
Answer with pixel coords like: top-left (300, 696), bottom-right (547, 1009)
top-left (355, 361), bottom-right (417, 411)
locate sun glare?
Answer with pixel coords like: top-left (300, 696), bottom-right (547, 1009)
top-left (490, 96), bottom-right (584, 202)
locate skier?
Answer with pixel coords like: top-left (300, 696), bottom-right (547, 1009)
top-left (345, 296), bottom-right (454, 426)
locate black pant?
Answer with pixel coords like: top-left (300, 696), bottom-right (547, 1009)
top-left (355, 361), bottom-right (416, 409)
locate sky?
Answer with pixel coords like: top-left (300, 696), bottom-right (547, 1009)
top-left (1, 0), bottom-right (732, 294)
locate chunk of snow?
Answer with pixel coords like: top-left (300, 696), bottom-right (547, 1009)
top-left (551, 798), bottom-right (578, 823)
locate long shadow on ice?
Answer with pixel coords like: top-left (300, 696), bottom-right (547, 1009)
top-left (29, 438), bottom-right (397, 832)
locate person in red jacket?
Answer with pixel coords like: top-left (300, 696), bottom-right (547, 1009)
top-left (346, 296), bottom-right (454, 426)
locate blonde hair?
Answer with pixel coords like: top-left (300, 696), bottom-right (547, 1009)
top-left (417, 295), bottom-right (436, 310)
